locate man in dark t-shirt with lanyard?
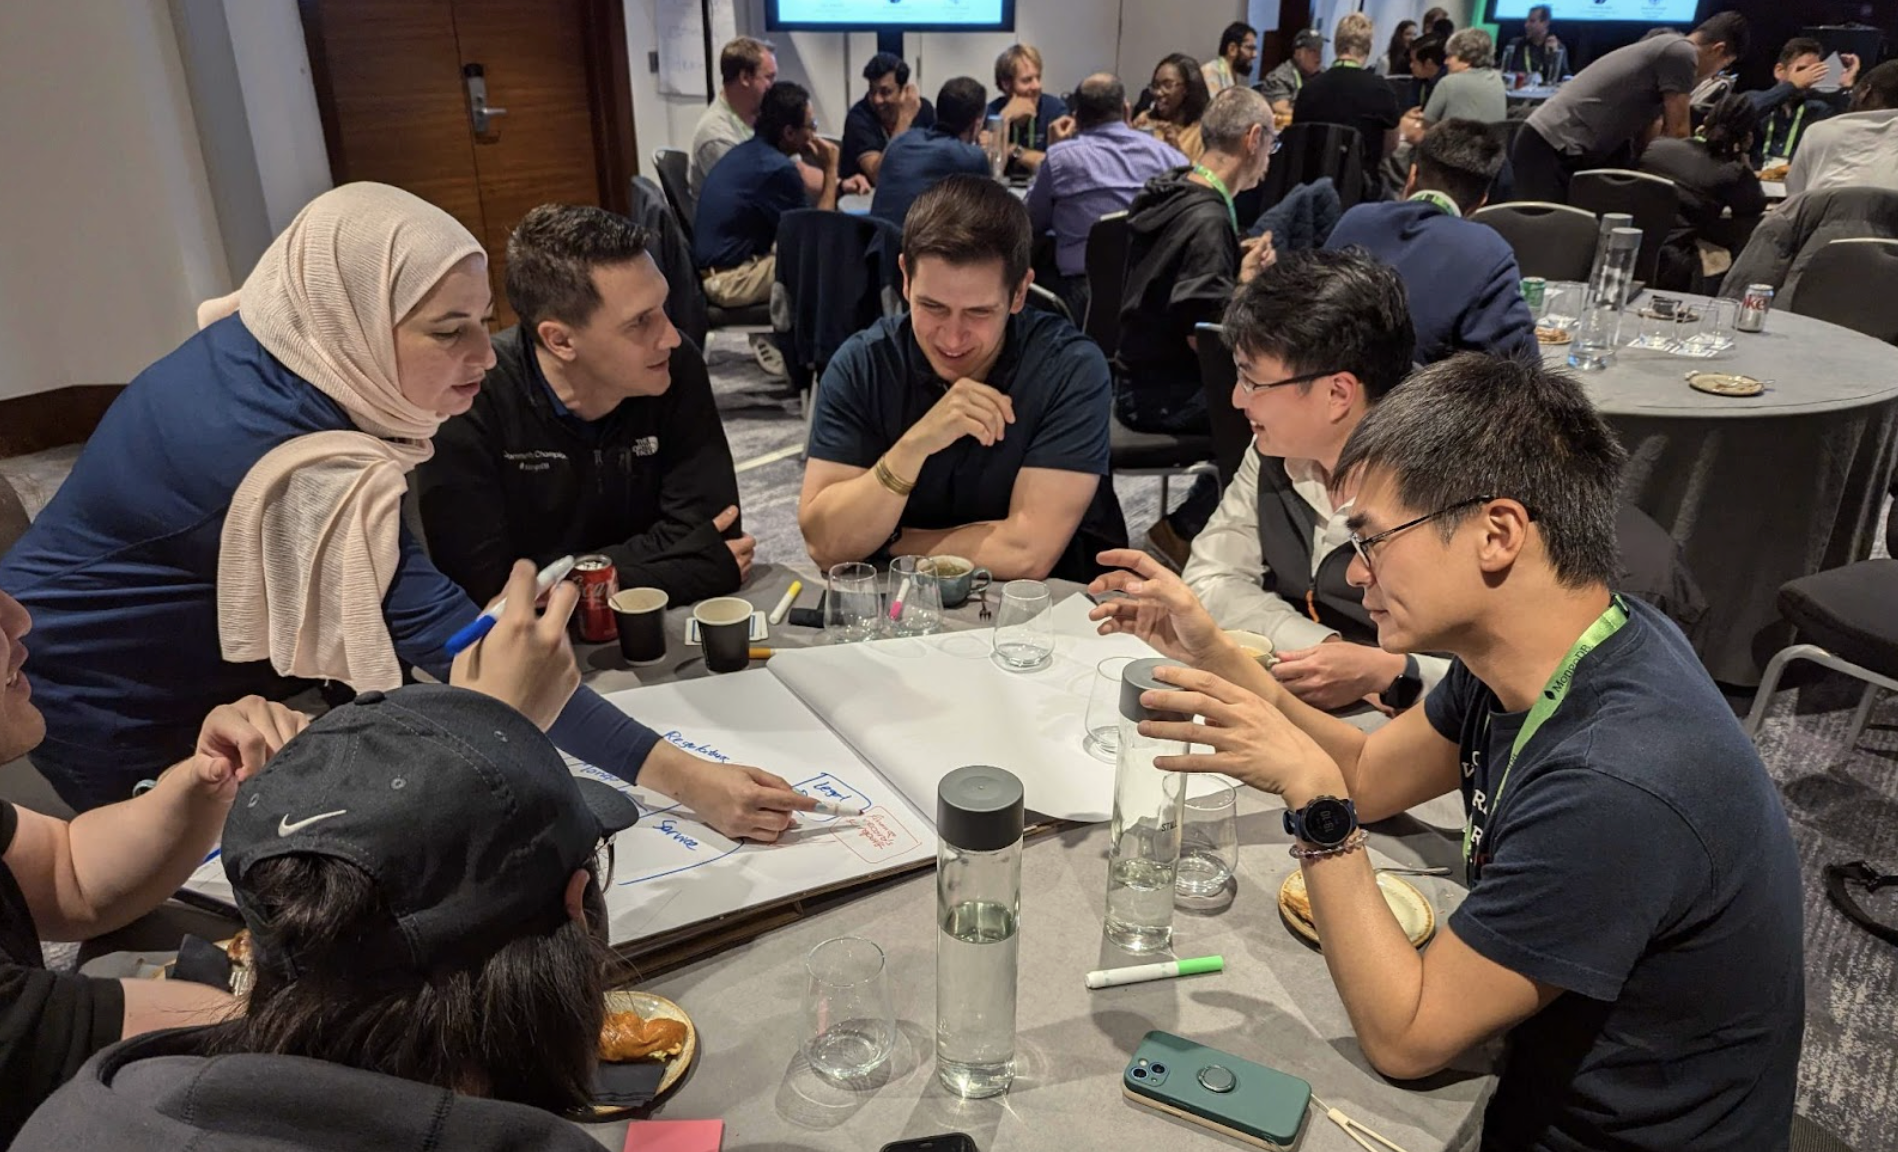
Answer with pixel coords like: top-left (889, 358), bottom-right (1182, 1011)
top-left (1087, 356), bottom-right (1803, 1150)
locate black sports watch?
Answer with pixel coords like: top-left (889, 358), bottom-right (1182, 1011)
top-left (1284, 795), bottom-right (1359, 848)
top-left (1380, 654), bottom-right (1424, 711)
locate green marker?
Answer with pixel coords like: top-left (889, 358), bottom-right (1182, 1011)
top-left (1084, 956), bottom-right (1224, 990)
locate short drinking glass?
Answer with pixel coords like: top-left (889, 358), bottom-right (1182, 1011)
top-left (826, 562), bottom-right (884, 644)
top-left (803, 936), bottom-right (896, 1081)
top-left (1175, 781), bottom-right (1239, 897)
top-left (889, 555), bottom-right (944, 637)
top-left (1680, 298), bottom-right (1736, 357)
top-left (1084, 656), bottom-right (1135, 762)
top-left (991, 580), bottom-right (1055, 670)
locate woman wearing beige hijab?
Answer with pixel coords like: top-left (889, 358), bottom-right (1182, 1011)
top-left (0, 183), bottom-right (811, 839)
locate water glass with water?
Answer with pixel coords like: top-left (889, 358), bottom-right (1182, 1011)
top-left (991, 580), bottom-right (1055, 670)
top-left (889, 556), bottom-right (944, 637)
top-left (1084, 656), bottom-right (1134, 763)
top-left (803, 936), bottom-right (896, 1081)
top-left (1176, 782), bottom-right (1239, 898)
top-left (826, 561), bottom-right (884, 644)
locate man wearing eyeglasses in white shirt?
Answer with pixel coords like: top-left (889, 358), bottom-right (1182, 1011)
top-left (1179, 249), bottom-right (1444, 716)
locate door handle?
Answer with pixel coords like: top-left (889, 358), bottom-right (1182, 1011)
top-left (462, 63), bottom-right (508, 134)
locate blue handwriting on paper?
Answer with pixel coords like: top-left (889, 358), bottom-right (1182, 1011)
top-left (654, 818), bottom-right (702, 851)
top-left (661, 730), bottom-right (731, 763)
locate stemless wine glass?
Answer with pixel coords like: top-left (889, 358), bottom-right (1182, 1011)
top-left (803, 936), bottom-right (896, 1082)
top-left (889, 556), bottom-right (944, 637)
top-left (1083, 656), bottom-right (1135, 762)
top-left (991, 580), bottom-right (1054, 670)
top-left (1176, 781), bottom-right (1239, 897)
top-left (825, 562), bottom-right (884, 644)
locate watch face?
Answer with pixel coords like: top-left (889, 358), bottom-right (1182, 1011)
top-left (1303, 798), bottom-right (1353, 845)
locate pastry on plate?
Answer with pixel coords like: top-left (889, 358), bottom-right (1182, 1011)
top-left (599, 1007), bottom-right (689, 1062)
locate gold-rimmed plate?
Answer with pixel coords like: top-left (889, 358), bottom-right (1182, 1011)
top-left (1686, 371), bottom-right (1765, 397)
top-left (1278, 869), bottom-right (1436, 949)
top-left (598, 990), bottom-right (696, 1101)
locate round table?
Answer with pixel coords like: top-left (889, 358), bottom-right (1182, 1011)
top-left (1546, 301), bottom-right (1898, 684)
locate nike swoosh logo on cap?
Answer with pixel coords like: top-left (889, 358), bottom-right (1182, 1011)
top-left (278, 810), bottom-right (348, 837)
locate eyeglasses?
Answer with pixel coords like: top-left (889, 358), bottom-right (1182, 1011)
top-left (593, 836), bottom-right (618, 887)
top-left (1347, 496), bottom-right (1494, 570)
top-left (1236, 367), bottom-right (1339, 397)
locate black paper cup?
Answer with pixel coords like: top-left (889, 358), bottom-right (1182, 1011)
top-left (694, 597), bottom-right (753, 674)
top-left (612, 587), bottom-right (668, 665)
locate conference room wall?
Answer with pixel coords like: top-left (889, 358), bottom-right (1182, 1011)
top-left (0, 0), bottom-right (229, 401)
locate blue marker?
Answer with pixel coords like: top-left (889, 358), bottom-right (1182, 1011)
top-left (443, 555), bottom-right (577, 657)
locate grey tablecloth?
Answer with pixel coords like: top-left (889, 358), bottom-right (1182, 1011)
top-left (1547, 304), bottom-right (1898, 684)
top-left (586, 788), bottom-right (1491, 1152)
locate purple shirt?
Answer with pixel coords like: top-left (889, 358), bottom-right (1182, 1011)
top-left (1025, 122), bottom-right (1188, 276)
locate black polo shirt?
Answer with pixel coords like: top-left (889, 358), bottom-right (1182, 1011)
top-left (807, 310), bottom-right (1124, 580)
top-left (840, 95), bottom-right (937, 181)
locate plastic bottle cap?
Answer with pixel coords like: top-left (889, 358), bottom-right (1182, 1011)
top-left (937, 765), bottom-right (1025, 852)
top-left (1119, 657), bottom-right (1191, 724)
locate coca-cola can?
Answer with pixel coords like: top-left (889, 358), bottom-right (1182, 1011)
top-left (571, 555), bottom-right (619, 643)
top-left (1737, 283), bottom-right (1774, 333)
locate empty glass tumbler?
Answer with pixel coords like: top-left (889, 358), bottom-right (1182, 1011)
top-left (803, 936), bottom-right (896, 1081)
top-left (991, 580), bottom-right (1055, 670)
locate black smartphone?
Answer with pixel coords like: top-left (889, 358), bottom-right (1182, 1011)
top-left (880, 1136), bottom-right (977, 1152)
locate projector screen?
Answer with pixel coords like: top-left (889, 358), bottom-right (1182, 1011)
top-left (1488, 0), bottom-right (1698, 21)
top-left (765, 0), bottom-right (1015, 32)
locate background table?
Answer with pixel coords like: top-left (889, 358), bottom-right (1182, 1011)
top-left (1546, 302), bottom-right (1898, 683)
top-left (587, 788), bottom-right (1493, 1152)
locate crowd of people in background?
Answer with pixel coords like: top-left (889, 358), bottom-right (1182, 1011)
top-left (10, 1), bottom-right (1895, 1147)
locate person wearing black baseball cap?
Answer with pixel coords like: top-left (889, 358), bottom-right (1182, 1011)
top-left (16, 679), bottom-right (638, 1150)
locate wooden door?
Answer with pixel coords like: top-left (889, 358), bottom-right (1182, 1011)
top-left (299, 0), bottom-right (637, 326)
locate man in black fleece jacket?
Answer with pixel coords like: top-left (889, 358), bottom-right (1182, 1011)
top-left (418, 204), bottom-right (751, 608)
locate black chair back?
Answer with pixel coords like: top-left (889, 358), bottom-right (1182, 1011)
top-left (1569, 169), bottom-right (1675, 286)
top-left (1194, 323), bottom-right (1251, 489)
top-left (1788, 239), bottom-right (1898, 344)
top-left (1256, 122), bottom-right (1368, 213)
top-left (652, 149), bottom-right (696, 244)
top-left (775, 210), bottom-right (901, 379)
top-left (1083, 212), bottom-right (1132, 356)
top-left (1471, 201), bottom-right (1599, 282)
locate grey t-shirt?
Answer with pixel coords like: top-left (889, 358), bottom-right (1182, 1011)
top-left (1424, 68), bottom-right (1506, 125)
top-left (1528, 33), bottom-right (1698, 159)
top-left (1259, 59), bottom-right (1309, 106)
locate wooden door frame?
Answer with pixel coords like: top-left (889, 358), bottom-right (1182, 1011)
top-left (296, 0), bottom-right (638, 215)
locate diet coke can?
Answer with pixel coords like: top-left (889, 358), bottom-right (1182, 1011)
top-left (571, 555), bottom-right (619, 643)
top-left (1736, 283), bottom-right (1774, 333)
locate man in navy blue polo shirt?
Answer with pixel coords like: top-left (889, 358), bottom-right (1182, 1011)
top-left (693, 81), bottom-right (839, 308)
top-left (987, 44), bottom-right (1074, 176)
top-left (841, 51), bottom-right (937, 185)
top-left (800, 175), bottom-right (1126, 583)
top-left (870, 77), bottom-right (991, 226)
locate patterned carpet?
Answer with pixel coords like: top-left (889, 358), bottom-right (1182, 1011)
top-left (708, 331), bottom-right (1898, 1152)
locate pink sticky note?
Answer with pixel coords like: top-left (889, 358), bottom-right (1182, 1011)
top-left (623, 1119), bottom-right (724, 1152)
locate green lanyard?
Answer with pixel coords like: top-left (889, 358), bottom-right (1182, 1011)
top-left (1764, 103), bottom-right (1806, 161)
top-left (1408, 190), bottom-right (1460, 218)
top-left (1333, 59), bottom-right (1364, 70)
top-left (1461, 597), bottom-right (1630, 882)
top-left (1193, 164), bottom-right (1239, 234)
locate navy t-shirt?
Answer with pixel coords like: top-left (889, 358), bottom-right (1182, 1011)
top-left (868, 127), bottom-right (990, 225)
top-left (985, 92), bottom-right (1069, 155)
top-left (1425, 597), bottom-right (1804, 1151)
top-left (808, 310), bottom-right (1120, 580)
top-left (840, 95), bottom-right (937, 181)
top-left (692, 135), bottom-right (804, 271)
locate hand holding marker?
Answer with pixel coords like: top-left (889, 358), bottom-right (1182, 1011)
top-left (444, 556), bottom-right (576, 657)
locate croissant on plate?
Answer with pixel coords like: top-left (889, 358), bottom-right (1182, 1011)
top-left (599, 1008), bottom-right (688, 1062)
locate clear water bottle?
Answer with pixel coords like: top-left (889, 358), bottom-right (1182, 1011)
top-left (1104, 658), bottom-right (1189, 953)
top-left (1584, 211), bottom-right (1633, 291)
top-left (1571, 227), bottom-right (1641, 372)
top-left (935, 765), bottom-right (1024, 1099)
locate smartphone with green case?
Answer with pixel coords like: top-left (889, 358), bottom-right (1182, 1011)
top-left (1122, 1030), bottom-right (1312, 1150)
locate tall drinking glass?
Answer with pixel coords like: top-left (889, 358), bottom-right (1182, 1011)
top-left (825, 562), bottom-right (883, 644)
top-left (991, 580), bottom-right (1054, 670)
top-left (803, 936), bottom-right (896, 1081)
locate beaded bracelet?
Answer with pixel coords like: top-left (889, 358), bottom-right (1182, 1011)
top-left (1287, 828), bottom-right (1368, 861)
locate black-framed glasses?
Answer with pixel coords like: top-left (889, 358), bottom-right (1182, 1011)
top-left (1236, 367), bottom-right (1339, 397)
top-left (1348, 496), bottom-right (1493, 570)
top-left (593, 836), bottom-right (617, 888)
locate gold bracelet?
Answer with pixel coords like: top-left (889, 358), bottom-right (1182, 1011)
top-left (872, 456), bottom-right (915, 497)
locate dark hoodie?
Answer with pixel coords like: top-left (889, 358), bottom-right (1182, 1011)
top-left (1115, 168), bottom-right (1239, 429)
top-left (14, 1027), bottom-right (603, 1151)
